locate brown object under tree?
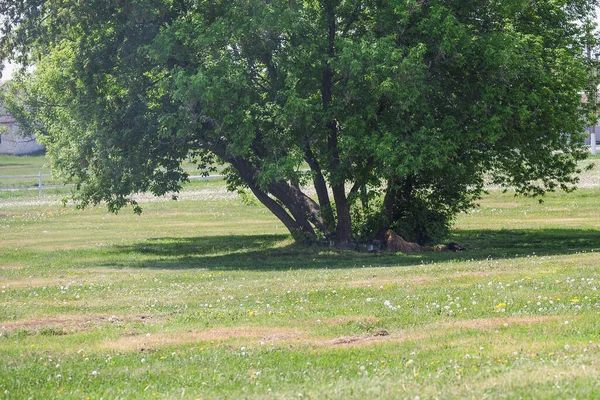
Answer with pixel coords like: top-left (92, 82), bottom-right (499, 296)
top-left (385, 230), bottom-right (423, 253)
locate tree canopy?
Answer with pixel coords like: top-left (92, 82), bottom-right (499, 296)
top-left (1, 0), bottom-right (599, 246)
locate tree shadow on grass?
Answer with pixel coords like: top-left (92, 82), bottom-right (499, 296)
top-left (101, 228), bottom-right (600, 271)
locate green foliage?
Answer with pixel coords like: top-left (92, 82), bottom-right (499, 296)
top-left (350, 196), bottom-right (387, 241)
top-left (1, 0), bottom-right (599, 245)
top-left (390, 196), bottom-right (454, 246)
top-left (236, 188), bottom-right (258, 207)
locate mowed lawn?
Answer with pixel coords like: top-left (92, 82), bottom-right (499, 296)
top-left (1, 160), bottom-right (600, 398)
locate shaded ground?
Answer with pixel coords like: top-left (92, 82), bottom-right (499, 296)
top-left (103, 228), bottom-right (600, 271)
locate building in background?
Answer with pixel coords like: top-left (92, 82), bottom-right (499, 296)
top-left (0, 82), bottom-right (45, 155)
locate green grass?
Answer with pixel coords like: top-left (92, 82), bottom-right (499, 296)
top-left (0, 155), bottom-right (50, 175)
top-left (0, 154), bottom-right (57, 187)
top-left (0, 154), bottom-right (225, 188)
top-left (1, 164), bottom-right (600, 398)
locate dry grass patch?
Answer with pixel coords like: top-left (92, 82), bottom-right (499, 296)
top-left (0, 265), bottom-right (25, 271)
top-left (1, 313), bottom-right (159, 335)
top-left (320, 316), bottom-right (379, 325)
top-left (103, 326), bottom-right (303, 352)
top-left (1, 277), bottom-right (74, 289)
top-left (326, 329), bottom-right (390, 346)
top-left (1, 238), bottom-right (92, 251)
top-left (94, 315), bottom-right (567, 352)
top-left (321, 316), bottom-right (564, 349)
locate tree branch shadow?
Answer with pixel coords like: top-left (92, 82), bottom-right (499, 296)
top-left (100, 228), bottom-right (600, 271)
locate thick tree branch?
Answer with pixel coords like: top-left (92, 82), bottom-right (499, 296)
top-left (229, 157), bottom-right (315, 241)
top-left (322, 0), bottom-right (353, 245)
top-left (304, 142), bottom-right (334, 231)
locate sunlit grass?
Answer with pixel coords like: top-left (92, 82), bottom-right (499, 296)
top-left (1, 163), bottom-right (600, 398)
top-left (0, 154), bottom-right (225, 188)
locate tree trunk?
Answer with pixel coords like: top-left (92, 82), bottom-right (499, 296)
top-left (321, 1), bottom-right (353, 246)
top-left (333, 184), bottom-right (353, 246)
top-left (247, 180), bottom-right (314, 242)
top-left (268, 181), bottom-right (324, 237)
top-left (229, 157), bottom-right (317, 242)
top-left (304, 143), bottom-right (334, 233)
top-left (383, 178), bottom-right (398, 225)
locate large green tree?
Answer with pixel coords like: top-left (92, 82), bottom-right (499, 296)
top-left (1, 0), bottom-right (598, 246)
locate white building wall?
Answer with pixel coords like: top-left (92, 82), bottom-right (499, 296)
top-left (585, 126), bottom-right (600, 145)
top-left (0, 116), bottom-right (45, 155)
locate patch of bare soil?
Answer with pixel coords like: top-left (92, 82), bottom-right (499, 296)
top-left (327, 329), bottom-right (390, 346)
top-left (7, 313), bottom-right (565, 351)
top-left (321, 316), bottom-right (563, 348)
top-left (103, 326), bottom-right (303, 351)
top-left (103, 315), bottom-right (565, 351)
top-left (320, 316), bottom-right (379, 325)
top-left (0, 314), bottom-right (158, 335)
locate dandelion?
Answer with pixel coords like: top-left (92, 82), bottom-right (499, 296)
top-left (384, 300), bottom-right (398, 310)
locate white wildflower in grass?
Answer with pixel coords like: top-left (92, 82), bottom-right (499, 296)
top-left (383, 300), bottom-right (398, 310)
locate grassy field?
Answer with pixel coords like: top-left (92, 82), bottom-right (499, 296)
top-left (0, 155), bottom-right (55, 188)
top-left (0, 155), bottom-right (224, 188)
top-left (1, 157), bottom-right (599, 399)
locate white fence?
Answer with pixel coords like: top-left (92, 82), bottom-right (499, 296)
top-left (0, 172), bottom-right (225, 196)
top-left (0, 172), bottom-right (52, 195)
